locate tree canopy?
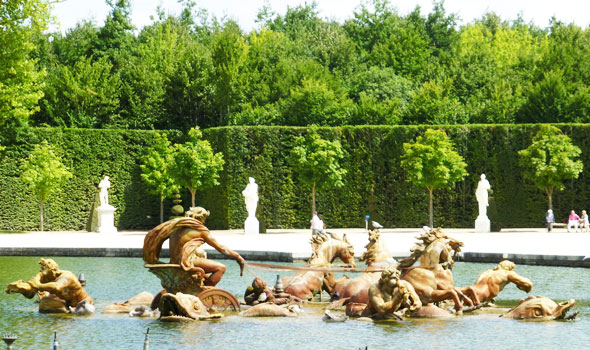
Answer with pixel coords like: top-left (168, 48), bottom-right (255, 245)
top-left (289, 127), bottom-right (347, 214)
top-left (20, 140), bottom-right (72, 231)
top-left (168, 127), bottom-right (225, 208)
top-left (518, 126), bottom-right (583, 209)
top-left (0, 0), bottom-right (583, 134)
top-left (400, 128), bottom-right (468, 227)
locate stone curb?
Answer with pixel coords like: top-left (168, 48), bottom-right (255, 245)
top-left (0, 247), bottom-right (293, 262)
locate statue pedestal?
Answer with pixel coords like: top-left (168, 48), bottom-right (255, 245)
top-left (96, 205), bottom-right (117, 233)
top-left (244, 216), bottom-right (259, 235)
top-left (475, 215), bottom-right (490, 233)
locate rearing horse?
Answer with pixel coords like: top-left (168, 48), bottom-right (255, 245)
top-left (282, 233), bottom-right (355, 301)
top-left (400, 228), bottom-right (476, 311)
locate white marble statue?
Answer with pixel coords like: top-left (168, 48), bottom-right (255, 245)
top-left (242, 177), bottom-right (259, 234)
top-left (475, 174), bottom-right (491, 232)
top-left (99, 176), bottom-right (111, 207)
top-left (96, 176), bottom-right (117, 233)
top-left (242, 177), bottom-right (259, 218)
top-left (475, 174), bottom-right (491, 217)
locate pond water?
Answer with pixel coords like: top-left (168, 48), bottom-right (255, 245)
top-left (0, 257), bottom-right (589, 350)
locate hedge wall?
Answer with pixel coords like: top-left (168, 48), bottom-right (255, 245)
top-left (0, 128), bottom-right (184, 231)
top-left (1, 125), bottom-right (589, 231)
top-left (200, 124), bottom-right (590, 230)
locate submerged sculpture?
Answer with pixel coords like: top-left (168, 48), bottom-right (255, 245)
top-left (143, 207), bottom-right (244, 316)
top-left (361, 267), bottom-right (421, 319)
top-left (399, 228), bottom-right (475, 311)
top-left (280, 232), bottom-right (355, 300)
top-left (461, 260), bottom-right (532, 304)
top-left (244, 277), bottom-right (301, 306)
top-left (332, 228), bottom-right (393, 306)
top-left (502, 296), bottom-right (576, 320)
top-left (5, 258), bottom-right (94, 314)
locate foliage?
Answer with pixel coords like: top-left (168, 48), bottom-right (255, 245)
top-left (400, 129), bottom-right (468, 227)
top-left (0, 0), bottom-right (52, 145)
top-left (17, 1), bottom-right (590, 130)
top-left (169, 127), bottom-right (225, 208)
top-left (37, 56), bottom-right (122, 128)
top-left (140, 133), bottom-right (179, 222)
top-left (288, 127), bottom-right (347, 214)
top-left (518, 126), bottom-right (583, 209)
top-left (19, 140), bottom-right (72, 230)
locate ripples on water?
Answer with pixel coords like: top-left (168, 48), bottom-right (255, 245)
top-left (0, 257), bottom-right (589, 349)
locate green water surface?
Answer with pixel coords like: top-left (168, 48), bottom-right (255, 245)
top-left (0, 257), bottom-right (588, 350)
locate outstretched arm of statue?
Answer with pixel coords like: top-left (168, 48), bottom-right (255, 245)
top-left (204, 232), bottom-right (245, 276)
top-left (6, 280), bottom-right (38, 298)
top-left (508, 272), bottom-right (532, 292)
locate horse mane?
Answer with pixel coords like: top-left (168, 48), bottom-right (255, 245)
top-left (360, 229), bottom-right (381, 264)
top-left (308, 232), bottom-right (349, 264)
top-left (398, 227), bottom-right (461, 268)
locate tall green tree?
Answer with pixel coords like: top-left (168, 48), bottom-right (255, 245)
top-left (140, 133), bottom-right (180, 223)
top-left (289, 128), bottom-right (347, 214)
top-left (400, 129), bottom-right (468, 227)
top-left (20, 140), bottom-right (72, 231)
top-left (37, 56), bottom-right (122, 128)
top-left (518, 126), bottom-right (583, 209)
top-left (169, 127), bottom-right (225, 208)
top-left (0, 0), bottom-right (52, 145)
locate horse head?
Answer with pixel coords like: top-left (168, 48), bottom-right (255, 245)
top-left (310, 233), bottom-right (356, 267)
top-left (399, 228), bottom-right (464, 269)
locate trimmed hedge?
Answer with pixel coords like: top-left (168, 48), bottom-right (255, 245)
top-left (1, 125), bottom-right (588, 231)
top-left (0, 128), bottom-right (184, 231)
top-left (200, 124), bottom-right (590, 230)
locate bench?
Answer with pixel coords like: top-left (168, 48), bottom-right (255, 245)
top-left (551, 223), bottom-right (567, 229)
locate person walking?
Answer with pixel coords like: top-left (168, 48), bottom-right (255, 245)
top-left (568, 210), bottom-right (580, 233)
top-left (310, 211), bottom-right (323, 235)
top-left (545, 209), bottom-right (555, 232)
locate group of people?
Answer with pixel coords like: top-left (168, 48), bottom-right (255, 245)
top-left (546, 209), bottom-right (589, 232)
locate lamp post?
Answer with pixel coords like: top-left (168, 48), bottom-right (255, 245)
top-left (53, 332), bottom-right (59, 350)
top-left (143, 328), bottom-right (150, 350)
top-left (2, 333), bottom-right (17, 350)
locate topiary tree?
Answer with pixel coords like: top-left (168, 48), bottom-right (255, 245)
top-left (169, 127), bottom-right (225, 208)
top-left (20, 140), bottom-right (72, 231)
top-left (140, 132), bottom-right (180, 223)
top-left (400, 129), bottom-right (468, 228)
top-left (289, 127), bottom-right (347, 215)
top-left (518, 125), bottom-right (583, 209)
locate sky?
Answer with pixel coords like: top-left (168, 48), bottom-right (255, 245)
top-left (50, 0), bottom-right (590, 33)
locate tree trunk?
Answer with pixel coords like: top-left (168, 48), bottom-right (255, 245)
top-left (546, 187), bottom-right (553, 209)
top-left (160, 196), bottom-right (164, 223)
top-left (428, 187), bottom-right (434, 228)
top-left (40, 200), bottom-right (44, 232)
top-left (312, 182), bottom-right (316, 214)
top-left (190, 189), bottom-right (196, 208)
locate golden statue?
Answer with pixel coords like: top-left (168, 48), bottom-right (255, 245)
top-left (6, 258), bottom-right (94, 314)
